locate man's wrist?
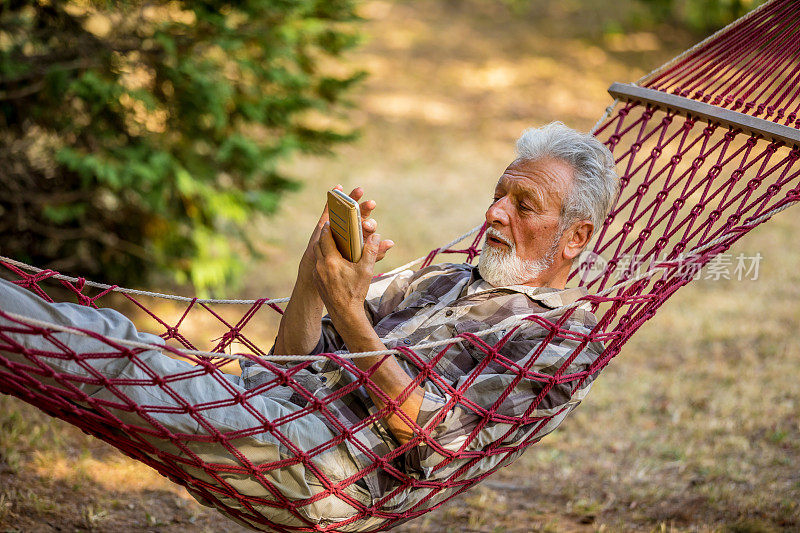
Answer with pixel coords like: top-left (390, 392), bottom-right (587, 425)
top-left (297, 256), bottom-right (316, 284)
top-left (330, 305), bottom-right (373, 344)
top-left (332, 304), bottom-right (367, 327)
top-left (292, 263), bottom-right (323, 305)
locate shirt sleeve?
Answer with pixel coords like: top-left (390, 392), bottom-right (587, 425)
top-left (404, 313), bottom-right (604, 481)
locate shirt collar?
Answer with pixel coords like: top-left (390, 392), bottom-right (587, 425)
top-left (466, 266), bottom-right (588, 309)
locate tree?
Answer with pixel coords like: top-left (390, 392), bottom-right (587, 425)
top-left (635, 0), bottom-right (766, 33)
top-left (0, 0), bottom-right (364, 293)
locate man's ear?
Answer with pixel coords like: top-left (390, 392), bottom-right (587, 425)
top-left (563, 220), bottom-right (594, 261)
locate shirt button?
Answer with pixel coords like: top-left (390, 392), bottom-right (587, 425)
top-left (445, 310), bottom-right (454, 317)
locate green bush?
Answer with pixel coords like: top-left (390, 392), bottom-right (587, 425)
top-left (636, 0), bottom-right (767, 33)
top-left (0, 0), bottom-right (364, 293)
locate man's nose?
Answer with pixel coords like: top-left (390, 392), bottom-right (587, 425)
top-left (485, 197), bottom-right (510, 226)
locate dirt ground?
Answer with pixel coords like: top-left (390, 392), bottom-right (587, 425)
top-left (2, 1), bottom-right (799, 532)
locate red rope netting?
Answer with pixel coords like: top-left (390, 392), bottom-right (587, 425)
top-left (1, 0), bottom-right (799, 531)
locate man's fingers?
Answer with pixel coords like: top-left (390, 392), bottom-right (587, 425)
top-left (362, 218), bottom-right (377, 234)
top-left (379, 240), bottom-right (394, 254)
top-left (359, 199), bottom-right (376, 219)
top-left (349, 186), bottom-right (364, 202)
top-left (376, 239), bottom-right (395, 262)
top-left (341, 186), bottom-right (375, 220)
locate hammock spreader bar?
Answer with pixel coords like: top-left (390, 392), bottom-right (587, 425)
top-left (608, 82), bottom-right (800, 148)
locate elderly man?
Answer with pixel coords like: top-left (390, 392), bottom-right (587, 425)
top-left (0, 122), bottom-right (618, 530)
top-left (242, 121), bottom-right (618, 519)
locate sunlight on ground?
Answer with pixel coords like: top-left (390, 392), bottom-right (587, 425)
top-left (31, 451), bottom-right (181, 496)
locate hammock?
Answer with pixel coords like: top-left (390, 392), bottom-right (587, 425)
top-left (1, 0), bottom-right (799, 530)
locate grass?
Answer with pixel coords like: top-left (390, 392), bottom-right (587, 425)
top-left (2, 1), bottom-right (799, 532)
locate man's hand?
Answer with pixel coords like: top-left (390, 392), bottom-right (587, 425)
top-left (273, 185), bottom-right (393, 357)
top-left (312, 225), bottom-right (385, 324)
top-left (276, 185), bottom-right (423, 446)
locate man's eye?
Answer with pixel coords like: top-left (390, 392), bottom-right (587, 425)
top-left (518, 203), bottom-right (533, 212)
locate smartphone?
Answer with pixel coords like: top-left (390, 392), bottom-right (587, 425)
top-left (327, 189), bottom-right (364, 262)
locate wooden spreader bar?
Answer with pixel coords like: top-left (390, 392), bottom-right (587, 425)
top-left (608, 82), bottom-right (800, 148)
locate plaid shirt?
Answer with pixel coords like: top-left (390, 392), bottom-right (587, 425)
top-left (244, 263), bottom-right (603, 510)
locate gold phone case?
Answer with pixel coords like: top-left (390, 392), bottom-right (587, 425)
top-left (327, 189), bottom-right (363, 262)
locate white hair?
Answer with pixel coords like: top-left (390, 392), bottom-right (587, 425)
top-left (515, 122), bottom-right (619, 234)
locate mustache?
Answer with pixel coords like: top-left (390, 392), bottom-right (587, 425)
top-left (485, 227), bottom-right (513, 247)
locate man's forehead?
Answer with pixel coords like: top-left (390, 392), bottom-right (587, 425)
top-left (496, 158), bottom-right (574, 201)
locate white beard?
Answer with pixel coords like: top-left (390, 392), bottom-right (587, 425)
top-left (477, 227), bottom-right (558, 287)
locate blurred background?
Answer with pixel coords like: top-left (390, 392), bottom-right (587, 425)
top-left (3, 0), bottom-right (799, 531)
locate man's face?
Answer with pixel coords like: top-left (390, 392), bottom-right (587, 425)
top-left (478, 157), bottom-right (574, 287)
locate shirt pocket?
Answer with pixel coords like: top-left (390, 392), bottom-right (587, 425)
top-left (426, 319), bottom-right (499, 381)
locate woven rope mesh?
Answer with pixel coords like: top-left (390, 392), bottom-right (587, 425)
top-left (2, 0), bottom-right (800, 531)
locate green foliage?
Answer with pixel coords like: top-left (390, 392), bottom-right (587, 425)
top-left (0, 0), bottom-right (364, 293)
top-left (635, 0), bottom-right (767, 33)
